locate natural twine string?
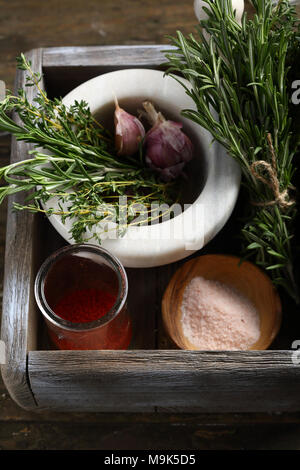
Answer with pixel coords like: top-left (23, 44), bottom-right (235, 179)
top-left (250, 133), bottom-right (295, 210)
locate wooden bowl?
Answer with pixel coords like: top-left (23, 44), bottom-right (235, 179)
top-left (162, 254), bottom-right (282, 350)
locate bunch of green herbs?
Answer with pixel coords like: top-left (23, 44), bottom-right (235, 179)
top-left (0, 54), bottom-right (179, 243)
top-left (165, 0), bottom-right (300, 302)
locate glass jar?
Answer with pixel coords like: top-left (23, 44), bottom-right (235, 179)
top-left (34, 244), bottom-right (132, 350)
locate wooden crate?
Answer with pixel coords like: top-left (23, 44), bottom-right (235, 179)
top-left (1, 46), bottom-right (300, 413)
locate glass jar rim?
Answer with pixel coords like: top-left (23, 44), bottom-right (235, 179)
top-left (34, 243), bottom-right (128, 332)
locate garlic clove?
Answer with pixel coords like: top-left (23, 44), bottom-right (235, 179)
top-left (146, 120), bottom-right (193, 167)
top-left (142, 101), bottom-right (194, 181)
top-left (114, 101), bottom-right (145, 156)
top-left (143, 101), bottom-right (194, 181)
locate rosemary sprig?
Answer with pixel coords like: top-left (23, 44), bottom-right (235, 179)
top-left (165, 0), bottom-right (300, 302)
top-left (0, 54), bottom-right (179, 243)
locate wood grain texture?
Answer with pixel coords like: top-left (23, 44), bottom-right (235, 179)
top-left (28, 350), bottom-right (300, 412)
top-left (43, 44), bottom-right (171, 67)
top-left (42, 45), bottom-right (172, 110)
top-left (0, 0), bottom-right (195, 92)
top-left (0, 0), bottom-right (299, 92)
top-left (0, 49), bottom-right (43, 410)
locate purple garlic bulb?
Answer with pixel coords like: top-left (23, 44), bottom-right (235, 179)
top-left (142, 101), bottom-right (194, 181)
top-left (114, 100), bottom-right (145, 156)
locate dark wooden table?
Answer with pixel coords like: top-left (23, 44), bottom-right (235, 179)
top-left (1, 0), bottom-right (300, 451)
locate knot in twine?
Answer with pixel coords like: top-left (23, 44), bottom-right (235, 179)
top-left (250, 134), bottom-right (295, 210)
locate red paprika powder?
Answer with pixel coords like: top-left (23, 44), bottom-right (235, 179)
top-left (35, 244), bottom-right (132, 350)
top-left (54, 288), bottom-right (116, 323)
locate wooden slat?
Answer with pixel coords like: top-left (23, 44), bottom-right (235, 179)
top-left (42, 45), bottom-right (171, 67)
top-left (28, 350), bottom-right (300, 412)
top-left (0, 80), bottom-right (5, 101)
top-left (0, 49), bottom-right (44, 410)
top-left (42, 45), bottom-right (173, 100)
top-left (0, 0), bottom-right (197, 93)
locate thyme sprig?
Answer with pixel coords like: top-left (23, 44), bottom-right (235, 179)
top-left (165, 0), bottom-right (300, 302)
top-left (0, 54), bottom-right (179, 243)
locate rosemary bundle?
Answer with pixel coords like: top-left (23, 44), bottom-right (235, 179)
top-left (165, 0), bottom-right (300, 302)
top-left (0, 54), bottom-right (178, 243)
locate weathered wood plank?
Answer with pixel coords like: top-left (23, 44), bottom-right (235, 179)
top-left (0, 0), bottom-right (196, 91)
top-left (42, 45), bottom-right (171, 67)
top-left (3, 364), bottom-right (300, 424)
top-left (0, 49), bottom-right (44, 410)
top-left (42, 45), bottom-right (173, 100)
top-left (28, 350), bottom-right (300, 412)
top-left (0, 0), bottom-right (299, 92)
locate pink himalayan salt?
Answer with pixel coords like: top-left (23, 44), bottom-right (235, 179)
top-left (180, 276), bottom-right (260, 350)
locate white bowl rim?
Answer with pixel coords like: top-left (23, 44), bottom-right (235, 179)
top-left (43, 68), bottom-right (241, 267)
